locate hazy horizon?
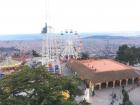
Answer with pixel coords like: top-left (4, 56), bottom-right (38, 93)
top-left (1, 31), bottom-right (140, 36)
top-left (0, 32), bottom-right (140, 41)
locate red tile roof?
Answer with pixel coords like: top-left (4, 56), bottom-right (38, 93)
top-left (79, 59), bottom-right (131, 72)
top-left (67, 59), bottom-right (140, 84)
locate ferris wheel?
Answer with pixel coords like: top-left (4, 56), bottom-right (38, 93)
top-left (60, 30), bottom-right (83, 61)
top-left (41, 0), bottom-right (84, 74)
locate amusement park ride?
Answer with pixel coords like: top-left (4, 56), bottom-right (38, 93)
top-left (41, 0), bottom-right (83, 74)
top-left (41, 24), bottom-right (83, 74)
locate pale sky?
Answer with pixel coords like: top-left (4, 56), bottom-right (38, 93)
top-left (0, 0), bottom-right (140, 34)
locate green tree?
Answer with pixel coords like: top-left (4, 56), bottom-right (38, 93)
top-left (120, 87), bottom-right (133, 105)
top-left (135, 47), bottom-right (140, 63)
top-left (116, 44), bottom-right (129, 63)
top-left (0, 66), bottom-right (87, 105)
top-left (79, 99), bottom-right (91, 105)
top-left (80, 52), bottom-right (89, 59)
top-left (116, 45), bottom-right (140, 65)
top-left (127, 46), bottom-right (137, 65)
top-left (32, 50), bottom-right (41, 57)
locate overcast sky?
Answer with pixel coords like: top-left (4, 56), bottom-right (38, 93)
top-left (0, 0), bottom-right (140, 34)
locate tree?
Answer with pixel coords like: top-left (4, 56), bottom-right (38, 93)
top-left (0, 66), bottom-right (88, 105)
top-left (32, 50), bottom-right (41, 57)
top-left (116, 45), bottom-right (140, 65)
top-left (116, 45), bottom-right (129, 63)
top-left (135, 47), bottom-right (140, 63)
top-left (79, 99), bottom-right (91, 105)
top-left (80, 52), bottom-right (89, 59)
top-left (120, 87), bottom-right (133, 105)
top-left (127, 46), bottom-right (137, 65)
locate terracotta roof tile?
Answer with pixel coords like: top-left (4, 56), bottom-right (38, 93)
top-left (67, 59), bottom-right (140, 84)
top-left (79, 59), bottom-right (131, 72)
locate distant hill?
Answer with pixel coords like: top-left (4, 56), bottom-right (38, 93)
top-left (84, 35), bottom-right (129, 39)
top-left (81, 31), bottom-right (140, 39)
top-left (0, 32), bottom-right (140, 41)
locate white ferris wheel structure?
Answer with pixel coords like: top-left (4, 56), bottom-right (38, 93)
top-left (41, 0), bottom-right (83, 74)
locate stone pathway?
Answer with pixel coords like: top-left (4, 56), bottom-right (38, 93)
top-left (76, 85), bottom-right (140, 105)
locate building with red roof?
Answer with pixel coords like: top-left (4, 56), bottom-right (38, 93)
top-left (67, 59), bottom-right (140, 92)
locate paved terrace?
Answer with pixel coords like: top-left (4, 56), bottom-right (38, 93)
top-left (76, 84), bottom-right (140, 105)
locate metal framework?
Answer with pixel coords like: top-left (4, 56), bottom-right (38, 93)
top-left (41, 0), bottom-right (83, 74)
top-left (60, 30), bottom-right (81, 60)
top-left (41, 24), bottom-right (61, 73)
top-left (41, 27), bottom-right (83, 74)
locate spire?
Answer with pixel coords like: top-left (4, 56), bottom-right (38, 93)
top-left (41, 23), bottom-right (47, 34)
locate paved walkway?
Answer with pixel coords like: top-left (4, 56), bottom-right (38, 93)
top-left (76, 85), bottom-right (140, 105)
top-left (129, 85), bottom-right (140, 105)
